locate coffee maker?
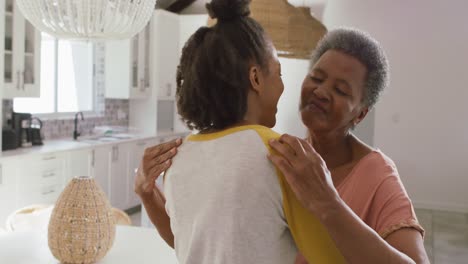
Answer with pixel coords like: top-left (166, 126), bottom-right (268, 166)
top-left (29, 117), bottom-right (43, 146)
top-left (12, 112), bottom-right (32, 148)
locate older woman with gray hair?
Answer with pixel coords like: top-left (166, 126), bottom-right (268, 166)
top-left (135, 28), bottom-right (429, 263)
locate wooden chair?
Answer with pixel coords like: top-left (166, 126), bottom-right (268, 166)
top-left (111, 208), bottom-right (132, 226)
top-left (5, 204), bottom-right (53, 232)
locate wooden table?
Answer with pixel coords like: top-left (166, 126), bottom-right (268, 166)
top-left (0, 225), bottom-right (178, 263)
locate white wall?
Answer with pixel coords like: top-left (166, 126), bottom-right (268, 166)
top-left (323, 0), bottom-right (468, 212)
top-left (273, 58), bottom-right (309, 137)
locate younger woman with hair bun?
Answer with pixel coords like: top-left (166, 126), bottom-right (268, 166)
top-left (135, 0), bottom-right (345, 263)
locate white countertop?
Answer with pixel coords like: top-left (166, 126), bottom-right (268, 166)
top-left (0, 131), bottom-right (189, 159)
top-left (0, 225), bottom-right (178, 264)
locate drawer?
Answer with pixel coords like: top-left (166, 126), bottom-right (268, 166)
top-left (27, 154), bottom-right (64, 170)
top-left (18, 167), bottom-right (62, 190)
top-left (17, 184), bottom-right (62, 207)
top-left (17, 154), bottom-right (65, 188)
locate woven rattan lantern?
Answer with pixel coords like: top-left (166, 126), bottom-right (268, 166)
top-left (48, 176), bottom-right (116, 264)
top-left (16, 0), bottom-right (156, 40)
top-left (208, 0), bottom-right (327, 59)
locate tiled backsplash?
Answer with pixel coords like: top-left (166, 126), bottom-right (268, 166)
top-left (2, 99), bottom-right (129, 140)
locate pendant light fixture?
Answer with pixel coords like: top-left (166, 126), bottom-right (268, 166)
top-left (16, 0), bottom-right (157, 40)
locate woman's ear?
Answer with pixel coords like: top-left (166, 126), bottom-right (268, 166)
top-left (353, 107), bottom-right (369, 126)
top-left (249, 65), bottom-right (264, 94)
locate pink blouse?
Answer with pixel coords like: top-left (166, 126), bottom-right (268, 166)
top-left (337, 150), bottom-right (424, 238)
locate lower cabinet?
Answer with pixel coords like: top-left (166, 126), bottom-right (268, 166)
top-left (0, 135), bottom-right (176, 225)
top-left (109, 143), bottom-right (131, 210)
top-left (67, 148), bottom-right (93, 182)
top-left (127, 139), bottom-right (159, 208)
top-left (15, 153), bottom-right (66, 209)
top-left (70, 142), bottom-right (147, 210)
top-left (0, 157), bottom-right (18, 225)
top-left (92, 145), bottom-right (112, 198)
top-left (92, 141), bottom-right (150, 210)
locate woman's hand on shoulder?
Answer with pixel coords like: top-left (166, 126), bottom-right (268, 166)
top-left (267, 134), bottom-right (340, 217)
top-left (134, 138), bottom-right (182, 199)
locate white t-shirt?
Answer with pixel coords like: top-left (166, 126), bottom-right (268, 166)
top-left (164, 125), bottom-right (297, 264)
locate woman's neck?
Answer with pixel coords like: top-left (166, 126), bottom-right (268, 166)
top-left (308, 129), bottom-right (353, 169)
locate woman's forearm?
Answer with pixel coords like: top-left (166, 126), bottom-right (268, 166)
top-left (140, 187), bottom-right (174, 248)
top-left (318, 198), bottom-right (415, 264)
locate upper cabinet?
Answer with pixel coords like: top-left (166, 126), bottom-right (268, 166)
top-left (2, 0), bottom-right (41, 99)
top-left (105, 17), bottom-right (153, 99)
top-left (128, 11), bottom-right (208, 136)
top-left (134, 20), bottom-right (152, 97)
top-left (153, 10), bottom-right (180, 100)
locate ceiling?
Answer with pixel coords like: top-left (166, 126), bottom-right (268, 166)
top-left (157, 0), bottom-right (328, 16)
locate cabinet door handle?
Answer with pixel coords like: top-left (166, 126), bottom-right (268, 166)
top-left (22, 71), bottom-right (25, 90)
top-left (140, 79), bottom-right (145, 92)
top-left (42, 189), bottom-right (55, 195)
top-left (115, 147), bottom-right (119, 161)
top-left (16, 71), bottom-right (21, 90)
top-left (91, 150), bottom-right (95, 167)
top-left (136, 142), bottom-right (146, 146)
top-left (42, 156), bottom-right (56, 161)
top-left (0, 164), bottom-right (3, 185)
top-left (112, 146), bottom-right (119, 162)
top-left (42, 171), bottom-right (56, 178)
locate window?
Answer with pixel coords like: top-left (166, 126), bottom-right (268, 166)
top-left (14, 33), bottom-right (95, 115)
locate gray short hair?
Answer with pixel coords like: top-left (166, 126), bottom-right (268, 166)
top-left (310, 28), bottom-right (389, 108)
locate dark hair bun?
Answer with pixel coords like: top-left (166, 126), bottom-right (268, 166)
top-left (206, 0), bottom-right (251, 22)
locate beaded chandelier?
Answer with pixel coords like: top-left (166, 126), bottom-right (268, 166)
top-left (16, 0), bottom-right (157, 40)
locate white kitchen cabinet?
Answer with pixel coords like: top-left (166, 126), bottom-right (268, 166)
top-left (92, 145), bottom-right (111, 197)
top-left (15, 153), bottom-right (66, 209)
top-left (67, 147), bottom-right (114, 200)
top-left (129, 12), bottom-right (208, 136)
top-left (153, 10), bottom-right (179, 100)
top-left (0, 0), bottom-right (4, 94)
top-left (0, 157), bottom-right (18, 225)
top-left (154, 13), bottom-right (208, 100)
top-left (133, 19), bottom-right (153, 97)
top-left (109, 143), bottom-right (131, 210)
top-left (0, 137), bottom-right (174, 225)
top-left (105, 18), bottom-right (153, 99)
top-left (2, 0), bottom-right (41, 99)
top-left (104, 40), bottom-right (131, 99)
top-left (67, 148), bottom-right (93, 182)
top-left (127, 139), bottom-right (156, 208)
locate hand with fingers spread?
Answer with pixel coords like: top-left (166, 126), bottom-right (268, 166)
top-left (135, 138), bottom-right (183, 248)
top-left (134, 138), bottom-right (183, 199)
top-left (268, 134), bottom-right (340, 215)
top-left (134, 138), bottom-right (182, 197)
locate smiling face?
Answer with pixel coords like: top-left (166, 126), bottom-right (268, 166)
top-left (247, 42), bottom-right (284, 128)
top-left (300, 49), bottom-right (369, 134)
top-left (259, 47), bottom-right (284, 128)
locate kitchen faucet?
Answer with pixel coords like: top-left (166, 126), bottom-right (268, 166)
top-left (73, 112), bottom-right (84, 140)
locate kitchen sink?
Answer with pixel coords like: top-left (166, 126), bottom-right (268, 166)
top-left (78, 134), bottom-right (134, 144)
